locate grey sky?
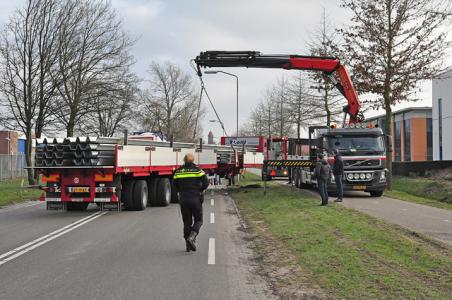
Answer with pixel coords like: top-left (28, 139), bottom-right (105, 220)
top-left (0, 0), bottom-right (447, 139)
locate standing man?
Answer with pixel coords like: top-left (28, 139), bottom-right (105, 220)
top-left (314, 153), bottom-right (330, 206)
top-left (173, 153), bottom-right (209, 252)
top-left (333, 150), bottom-right (344, 202)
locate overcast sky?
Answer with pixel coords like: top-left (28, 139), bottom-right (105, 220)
top-left (0, 0), bottom-right (448, 139)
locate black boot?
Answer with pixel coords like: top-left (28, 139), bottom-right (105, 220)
top-left (187, 231), bottom-right (198, 251)
top-left (185, 240), bottom-right (191, 252)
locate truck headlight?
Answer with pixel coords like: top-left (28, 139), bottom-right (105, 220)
top-left (354, 173), bottom-right (360, 180)
top-left (380, 171), bottom-right (386, 182)
top-left (366, 173), bottom-right (372, 180)
top-left (331, 174), bottom-right (335, 183)
top-left (347, 173), bottom-right (354, 180)
top-left (359, 173), bottom-right (366, 180)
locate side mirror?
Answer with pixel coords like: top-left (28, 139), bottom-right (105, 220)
top-left (385, 135), bottom-right (393, 153)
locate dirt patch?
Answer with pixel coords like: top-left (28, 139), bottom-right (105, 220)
top-left (244, 221), bottom-right (331, 300)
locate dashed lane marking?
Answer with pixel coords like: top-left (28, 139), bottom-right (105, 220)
top-left (210, 212), bottom-right (215, 224)
top-left (208, 238), bottom-right (215, 265)
top-left (211, 198), bottom-right (214, 206)
top-left (443, 219), bottom-right (451, 223)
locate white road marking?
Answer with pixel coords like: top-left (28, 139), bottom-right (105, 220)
top-left (208, 238), bottom-right (215, 265)
top-left (210, 212), bottom-right (215, 224)
top-left (443, 219), bottom-right (451, 223)
top-left (210, 198), bottom-right (214, 206)
top-left (401, 208), bottom-right (408, 211)
top-left (0, 211), bottom-right (106, 266)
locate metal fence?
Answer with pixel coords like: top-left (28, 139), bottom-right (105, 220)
top-left (0, 154), bottom-right (28, 181)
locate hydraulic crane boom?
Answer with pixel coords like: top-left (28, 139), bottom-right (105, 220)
top-left (195, 51), bottom-right (362, 123)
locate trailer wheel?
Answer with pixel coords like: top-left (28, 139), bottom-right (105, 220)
top-left (66, 202), bottom-right (89, 211)
top-left (170, 181), bottom-right (178, 203)
top-left (370, 191), bottom-right (383, 197)
top-left (132, 180), bottom-right (148, 211)
top-left (157, 178), bottom-right (171, 206)
top-left (122, 180), bottom-right (135, 210)
top-left (148, 178), bottom-right (159, 206)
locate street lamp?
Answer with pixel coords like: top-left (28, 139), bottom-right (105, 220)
top-left (209, 120), bottom-right (227, 136)
top-left (204, 70), bottom-right (239, 139)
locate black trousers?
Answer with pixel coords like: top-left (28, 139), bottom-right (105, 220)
top-left (179, 194), bottom-right (203, 239)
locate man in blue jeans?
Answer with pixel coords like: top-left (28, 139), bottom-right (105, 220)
top-left (333, 150), bottom-right (344, 202)
top-left (315, 154), bottom-right (330, 206)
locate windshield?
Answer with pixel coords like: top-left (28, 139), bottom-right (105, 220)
top-left (326, 135), bottom-right (385, 156)
top-left (269, 141), bottom-right (284, 159)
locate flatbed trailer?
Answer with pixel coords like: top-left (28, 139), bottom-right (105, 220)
top-left (35, 137), bottom-right (264, 211)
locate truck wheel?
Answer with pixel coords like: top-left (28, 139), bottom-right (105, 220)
top-left (148, 178), bottom-right (159, 206)
top-left (132, 180), bottom-right (148, 211)
top-left (170, 181), bottom-right (178, 203)
top-left (370, 191), bottom-right (383, 197)
top-left (157, 178), bottom-right (171, 206)
top-left (122, 180), bottom-right (135, 210)
top-left (66, 202), bottom-right (89, 211)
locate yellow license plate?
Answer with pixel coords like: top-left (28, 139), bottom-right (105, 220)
top-left (352, 185), bottom-right (367, 190)
top-left (71, 187), bottom-right (89, 193)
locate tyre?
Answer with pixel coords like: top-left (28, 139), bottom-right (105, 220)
top-left (132, 180), bottom-right (148, 211)
top-left (170, 181), bottom-right (178, 203)
top-left (370, 190), bottom-right (383, 197)
top-left (122, 180), bottom-right (135, 210)
top-left (66, 202), bottom-right (89, 211)
top-left (148, 178), bottom-right (159, 206)
top-left (156, 177), bottom-right (171, 206)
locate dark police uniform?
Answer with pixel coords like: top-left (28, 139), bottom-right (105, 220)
top-left (173, 162), bottom-right (209, 251)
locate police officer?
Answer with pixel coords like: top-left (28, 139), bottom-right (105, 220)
top-left (173, 153), bottom-right (209, 252)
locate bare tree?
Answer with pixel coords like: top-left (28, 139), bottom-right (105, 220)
top-left (307, 8), bottom-right (346, 126)
top-left (272, 76), bottom-right (294, 137)
top-left (142, 61), bottom-right (203, 141)
top-left (340, 0), bottom-right (451, 189)
top-left (0, 0), bottom-right (61, 184)
top-left (54, 0), bottom-right (134, 137)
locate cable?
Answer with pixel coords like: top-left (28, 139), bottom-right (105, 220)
top-left (190, 60), bottom-right (229, 138)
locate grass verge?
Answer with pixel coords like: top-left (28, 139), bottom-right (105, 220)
top-left (232, 174), bottom-right (452, 299)
top-left (386, 176), bottom-right (452, 211)
top-left (0, 179), bottom-right (41, 207)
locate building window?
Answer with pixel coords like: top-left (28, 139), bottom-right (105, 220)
top-left (394, 121), bottom-right (402, 161)
top-left (404, 119), bottom-right (411, 161)
top-left (427, 118), bottom-right (433, 161)
top-left (438, 98), bottom-right (443, 160)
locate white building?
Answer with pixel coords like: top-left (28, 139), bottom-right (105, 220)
top-left (432, 70), bottom-right (452, 160)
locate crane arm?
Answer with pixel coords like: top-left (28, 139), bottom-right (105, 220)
top-left (194, 51), bottom-right (362, 123)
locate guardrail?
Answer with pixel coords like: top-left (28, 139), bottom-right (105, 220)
top-left (392, 161), bottom-right (452, 176)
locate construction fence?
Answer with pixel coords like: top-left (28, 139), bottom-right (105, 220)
top-left (0, 154), bottom-right (28, 181)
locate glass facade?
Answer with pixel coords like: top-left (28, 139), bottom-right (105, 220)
top-left (404, 119), bottom-right (411, 161)
top-left (427, 118), bottom-right (433, 161)
top-left (394, 121), bottom-right (402, 161)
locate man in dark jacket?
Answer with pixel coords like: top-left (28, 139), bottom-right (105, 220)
top-left (314, 153), bottom-right (331, 206)
top-left (333, 150), bottom-right (344, 202)
top-left (173, 153), bottom-right (209, 252)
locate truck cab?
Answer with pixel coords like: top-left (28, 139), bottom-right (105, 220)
top-left (290, 124), bottom-right (390, 197)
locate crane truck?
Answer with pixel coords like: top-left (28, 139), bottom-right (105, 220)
top-left (195, 50), bottom-right (391, 196)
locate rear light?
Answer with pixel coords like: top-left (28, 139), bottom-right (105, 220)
top-left (43, 186), bottom-right (60, 193)
top-left (95, 174), bottom-right (113, 182)
top-left (42, 174), bottom-right (60, 182)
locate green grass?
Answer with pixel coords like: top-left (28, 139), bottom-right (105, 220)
top-left (0, 179), bottom-right (41, 207)
top-left (386, 176), bottom-right (452, 210)
top-left (232, 174), bottom-right (452, 299)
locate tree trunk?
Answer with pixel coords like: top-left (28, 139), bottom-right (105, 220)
top-left (25, 127), bottom-right (35, 185)
top-left (384, 101), bottom-right (393, 190)
top-left (324, 84), bottom-right (331, 126)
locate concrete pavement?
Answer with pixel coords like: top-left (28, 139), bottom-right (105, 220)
top-left (0, 192), bottom-right (273, 300)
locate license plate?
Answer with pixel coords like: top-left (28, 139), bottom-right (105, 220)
top-left (352, 185), bottom-right (367, 190)
top-left (69, 187), bottom-right (89, 193)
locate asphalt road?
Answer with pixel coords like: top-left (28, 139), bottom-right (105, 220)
top-left (0, 192), bottom-right (273, 300)
top-left (246, 168), bottom-right (452, 246)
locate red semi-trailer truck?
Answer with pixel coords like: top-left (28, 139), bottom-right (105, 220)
top-left (36, 136), bottom-right (264, 211)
